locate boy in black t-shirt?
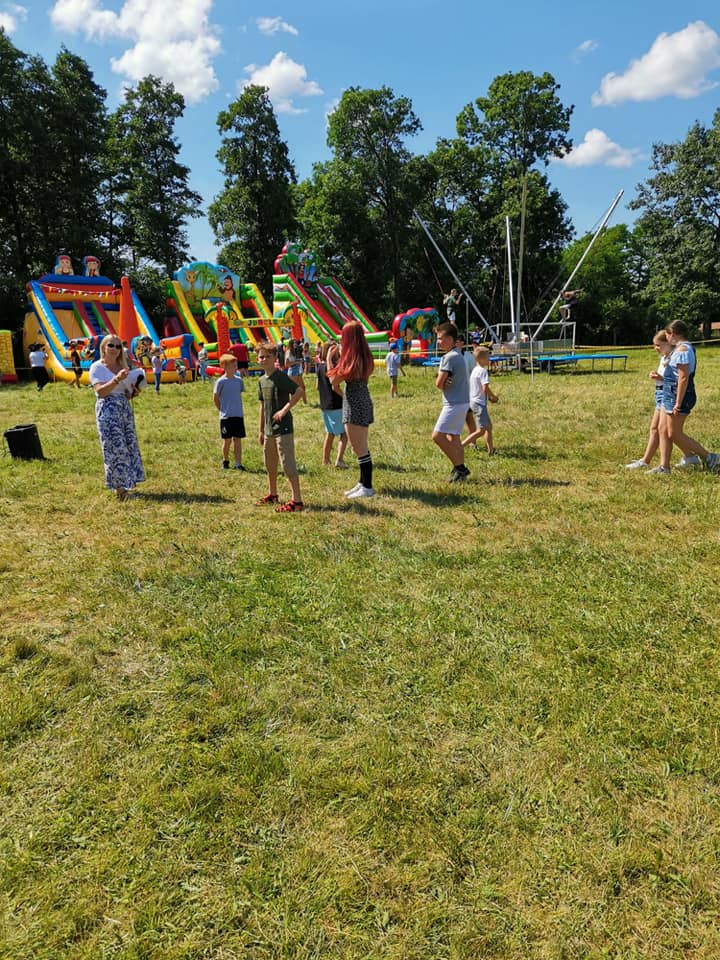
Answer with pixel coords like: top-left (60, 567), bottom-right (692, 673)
top-left (256, 344), bottom-right (304, 512)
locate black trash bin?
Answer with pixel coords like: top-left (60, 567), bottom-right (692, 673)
top-left (3, 423), bottom-right (45, 460)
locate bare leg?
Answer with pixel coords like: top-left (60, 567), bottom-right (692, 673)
top-left (641, 409), bottom-right (661, 465)
top-left (658, 411), bottom-right (673, 469)
top-left (432, 431), bottom-right (464, 468)
top-left (336, 432), bottom-right (348, 465)
top-left (322, 432), bottom-right (334, 465)
top-left (668, 413), bottom-right (709, 459)
top-left (345, 423), bottom-right (369, 458)
top-left (233, 437), bottom-right (242, 464)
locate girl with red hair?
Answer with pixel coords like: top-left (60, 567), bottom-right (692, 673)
top-left (329, 321), bottom-right (375, 498)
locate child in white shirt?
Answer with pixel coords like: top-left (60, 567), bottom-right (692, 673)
top-left (461, 346), bottom-right (498, 455)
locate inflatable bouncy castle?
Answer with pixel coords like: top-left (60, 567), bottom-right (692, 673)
top-left (272, 243), bottom-right (379, 343)
top-left (23, 254), bottom-right (193, 384)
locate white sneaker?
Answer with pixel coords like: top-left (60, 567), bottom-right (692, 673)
top-left (625, 459), bottom-right (649, 469)
top-left (344, 482), bottom-right (362, 496)
top-left (647, 465), bottom-right (671, 475)
top-left (346, 485), bottom-right (375, 499)
top-left (676, 455), bottom-right (701, 468)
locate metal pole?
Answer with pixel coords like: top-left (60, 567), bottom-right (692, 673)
top-left (515, 174), bottom-right (527, 342)
top-left (532, 189), bottom-right (624, 342)
top-left (506, 216), bottom-right (515, 347)
top-left (414, 211), bottom-right (498, 342)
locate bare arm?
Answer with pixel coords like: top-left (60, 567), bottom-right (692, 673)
top-left (272, 385), bottom-right (302, 423)
top-left (674, 364), bottom-right (690, 412)
top-left (435, 370), bottom-right (449, 391)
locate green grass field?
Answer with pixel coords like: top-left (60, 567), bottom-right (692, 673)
top-left (2, 349), bottom-right (720, 960)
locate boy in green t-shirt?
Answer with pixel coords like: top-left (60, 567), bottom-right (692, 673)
top-left (256, 344), bottom-right (304, 512)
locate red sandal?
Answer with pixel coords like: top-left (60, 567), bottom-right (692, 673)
top-left (275, 500), bottom-right (304, 513)
top-left (255, 493), bottom-right (279, 505)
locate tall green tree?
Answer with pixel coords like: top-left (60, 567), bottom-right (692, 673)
top-left (324, 86), bottom-right (427, 316)
top-left (0, 33), bottom-right (51, 279)
top-left (41, 48), bottom-right (107, 261)
top-left (113, 76), bottom-right (201, 276)
top-left (209, 85), bottom-right (296, 293)
top-left (631, 110), bottom-right (720, 338)
top-left (560, 224), bottom-right (648, 344)
top-left (425, 72), bottom-right (574, 330)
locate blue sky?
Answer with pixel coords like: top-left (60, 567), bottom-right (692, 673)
top-left (3, 1), bottom-right (720, 268)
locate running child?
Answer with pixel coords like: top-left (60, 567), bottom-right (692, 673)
top-left (431, 322), bottom-right (470, 482)
top-left (213, 353), bottom-right (246, 470)
top-left (461, 345), bottom-right (498, 454)
top-left (256, 344), bottom-right (304, 512)
top-left (624, 331), bottom-right (672, 470)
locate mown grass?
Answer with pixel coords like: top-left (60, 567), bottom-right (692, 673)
top-left (1, 348), bottom-right (720, 959)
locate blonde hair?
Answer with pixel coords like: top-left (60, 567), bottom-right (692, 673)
top-left (219, 353), bottom-right (238, 366)
top-left (100, 334), bottom-right (128, 369)
top-left (473, 345), bottom-right (490, 359)
top-left (257, 344), bottom-right (278, 358)
top-left (652, 330), bottom-right (669, 345)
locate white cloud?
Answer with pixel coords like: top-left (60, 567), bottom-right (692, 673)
top-left (256, 16), bottom-right (298, 37)
top-left (49, 0), bottom-right (221, 103)
top-left (0, 3), bottom-right (27, 33)
top-left (593, 20), bottom-right (720, 106)
top-left (555, 128), bottom-right (642, 168)
top-left (573, 39), bottom-right (598, 60)
top-left (242, 51), bottom-right (322, 114)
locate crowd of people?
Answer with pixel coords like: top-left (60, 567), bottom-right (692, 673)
top-left (20, 317), bottom-right (720, 506)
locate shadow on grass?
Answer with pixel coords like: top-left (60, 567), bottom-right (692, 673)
top-left (372, 461), bottom-right (413, 473)
top-left (490, 444), bottom-right (548, 461)
top-left (485, 477), bottom-right (571, 488)
top-left (380, 486), bottom-right (475, 506)
top-left (133, 491), bottom-right (235, 504)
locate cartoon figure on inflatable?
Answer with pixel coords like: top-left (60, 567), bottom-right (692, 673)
top-left (391, 307), bottom-right (439, 362)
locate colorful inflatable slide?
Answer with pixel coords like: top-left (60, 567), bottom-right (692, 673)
top-left (23, 255), bottom-right (194, 384)
top-left (272, 243), bottom-right (379, 343)
top-left (166, 262), bottom-right (281, 353)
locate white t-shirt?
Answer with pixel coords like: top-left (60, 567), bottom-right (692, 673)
top-left (29, 350), bottom-right (47, 368)
top-left (89, 360), bottom-right (130, 396)
top-left (469, 365), bottom-right (490, 409)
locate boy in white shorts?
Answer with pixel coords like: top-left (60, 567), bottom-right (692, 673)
top-left (431, 322), bottom-right (470, 482)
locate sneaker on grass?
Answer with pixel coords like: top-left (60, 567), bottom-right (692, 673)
top-left (346, 485), bottom-right (375, 499)
top-left (625, 459), bottom-right (649, 469)
top-left (647, 465), bottom-right (671, 475)
top-left (676, 455), bottom-right (701, 468)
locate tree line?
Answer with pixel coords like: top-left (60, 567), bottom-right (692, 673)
top-left (1, 29), bottom-right (718, 343)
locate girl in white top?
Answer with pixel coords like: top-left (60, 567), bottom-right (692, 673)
top-left (653, 319), bottom-right (719, 474)
top-left (624, 330), bottom-right (672, 469)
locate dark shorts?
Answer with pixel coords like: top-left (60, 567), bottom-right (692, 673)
top-left (342, 380), bottom-right (374, 427)
top-left (220, 417), bottom-right (246, 439)
top-left (662, 383), bottom-right (696, 416)
top-left (237, 360), bottom-right (249, 370)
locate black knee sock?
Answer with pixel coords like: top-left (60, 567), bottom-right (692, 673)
top-left (358, 452), bottom-right (373, 489)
